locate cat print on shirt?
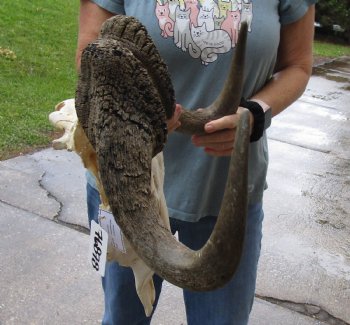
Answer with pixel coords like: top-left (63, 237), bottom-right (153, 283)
top-left (221, 9), bottom-right (240, 47)
top-left (198, 7), bottom-right (215, 31)
top-left (168, 0), bottom-right (180, 20)
top-left (217, 0), bottom-right (231, 18)
top-left (214, 15), bottom-right (225, 29)
top-left (155, 2), bottom-right (174, 37)
top-left (232, 0), bottom-right (242, 11)
top-left (241, 2), bottom-right (253, 32)
top-left (173, 7), bottom-right (194, 51)
top-left (154, 0), bottom-right (253, 65)
top-left (185, 0), bottom-right (200, 27)
top-left (198, 0), bottom-right (220, 18)
top-left (191, 23), bottom-right (231, 65)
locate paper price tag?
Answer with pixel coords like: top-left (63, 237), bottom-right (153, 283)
top-left (88, 220), bottom-right (108, 277)
top-left (99, 208), bottom-right (126, 254)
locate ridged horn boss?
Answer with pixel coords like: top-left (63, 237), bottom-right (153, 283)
top-left (76, 15), bottom-right (250, 291)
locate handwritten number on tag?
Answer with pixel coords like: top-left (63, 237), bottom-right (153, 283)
top-left (94, 230), bottom-right (103, 245)
top-left (89, 221), bottom-right (107, 276)
top-left (91, 230), bottom-right (103, 271)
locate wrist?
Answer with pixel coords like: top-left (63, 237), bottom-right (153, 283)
top-left (249, 99), bottom-right (270, 112)
top-left (240, 98), bottom-right (271, 142)
top-left (250, 98), bottom-right (272, 131)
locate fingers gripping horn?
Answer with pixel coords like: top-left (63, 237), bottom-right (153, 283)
top-left (76, 15), bottom-right (249, 291)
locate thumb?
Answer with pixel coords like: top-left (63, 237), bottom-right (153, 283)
top-left (204, 115), bottom-right (236, 133)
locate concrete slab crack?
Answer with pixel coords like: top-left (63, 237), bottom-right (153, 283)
top-left (256, 295), bottom-right (349, 325)
top-left (38, 171), bottom-right (89, 235)
top-left (0, 198), bottom-right (46, 218)
top-left (54, 219), bottom-right (90, 235)
top-left (37, 171), bottom-right (63, 219)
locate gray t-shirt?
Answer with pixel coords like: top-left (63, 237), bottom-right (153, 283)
top-left (88, 0), bottom-right (316, 222)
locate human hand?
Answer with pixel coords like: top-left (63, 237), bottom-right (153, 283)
top-left (191, 107), bottom-right (253, 157)
top-left (167, 104), bottom-right (182, 133)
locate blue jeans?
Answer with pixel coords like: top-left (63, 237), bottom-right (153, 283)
top-left (87, 183), bottom-right (264, 325)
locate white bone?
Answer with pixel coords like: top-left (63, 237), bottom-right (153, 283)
top-left (49, 99), bottom-right (170, 316)
top-left (49, 99), bottom-right (77, 151)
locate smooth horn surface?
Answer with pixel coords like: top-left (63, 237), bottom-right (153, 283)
top-left (76, 15), bottom-right (250, 291)
top-left (177, 22), bottom-right (248, 135)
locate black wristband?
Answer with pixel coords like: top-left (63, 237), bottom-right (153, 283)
top-left (240, 98), bottom-right (265, 142)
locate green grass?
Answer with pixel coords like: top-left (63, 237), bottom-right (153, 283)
top-left (314, 40), bottom-right (350, 58)
top-left (0, 2), bottom-right (350, 160)
top-left (0, 0), bottom-right (78, 160)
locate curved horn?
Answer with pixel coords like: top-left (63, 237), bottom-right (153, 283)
top-left (177, 22), bottom-right (248, 135)
top-left (76, 15), bottom-right (250, 291)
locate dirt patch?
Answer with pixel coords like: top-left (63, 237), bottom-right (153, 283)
top-left (0, 144), bottom-right (51, 161)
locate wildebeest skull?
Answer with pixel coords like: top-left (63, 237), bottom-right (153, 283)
top-left (75, 15), bottom-right (250, 292)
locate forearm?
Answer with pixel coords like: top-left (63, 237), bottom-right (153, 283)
top-left (194, 6), bottom-right (315, 156)
top-left (251, 5), bottom-right (315, 117)
top-left (251, 63), bottom-right (312, 117)
top-left (76, 0), bottom-right (114, 70)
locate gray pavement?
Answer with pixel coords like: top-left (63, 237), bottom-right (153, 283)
top-left (0, 57), bottom-right (349, 325)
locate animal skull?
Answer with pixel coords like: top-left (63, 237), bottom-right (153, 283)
top-left (49, 99), bottom-right (169, 316)
top-left (49, 98), bottom-right (77, 150)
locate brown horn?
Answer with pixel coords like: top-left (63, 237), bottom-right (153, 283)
top-left (177, 21), bottom-right (248, 135)
top-left (76, 15), bottom-right (249, 291)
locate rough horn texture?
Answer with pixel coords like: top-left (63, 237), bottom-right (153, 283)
top-left (76, 15), bottom-right (249, 291)
top-left (49, 99), bottom-right (170, 316)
